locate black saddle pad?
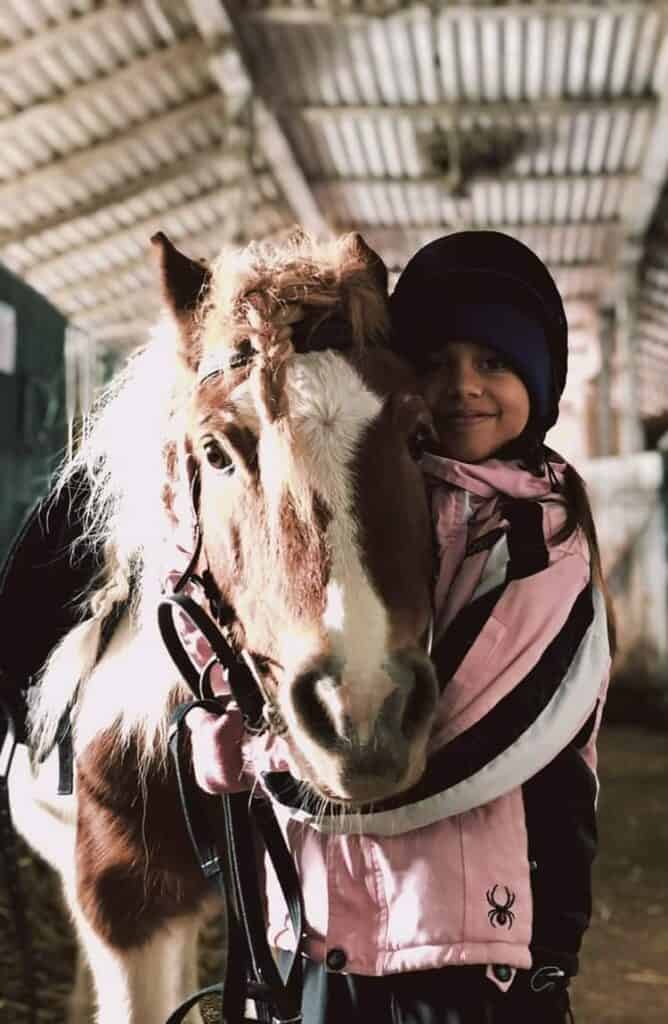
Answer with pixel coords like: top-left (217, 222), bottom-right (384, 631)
top-left (0, 471), bottom-right (100, 741)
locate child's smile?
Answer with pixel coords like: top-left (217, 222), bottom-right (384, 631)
top-left (421, 341), bottom-right (530, 462)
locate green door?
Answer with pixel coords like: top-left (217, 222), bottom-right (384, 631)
top-left (0, 264), bottom-right (67, 557)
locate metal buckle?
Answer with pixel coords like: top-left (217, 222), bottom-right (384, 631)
top-left (530, 965), bottom-right (566, 993)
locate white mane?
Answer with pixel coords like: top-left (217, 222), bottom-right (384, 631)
top-left (29, 316), bottom-right (195, 763)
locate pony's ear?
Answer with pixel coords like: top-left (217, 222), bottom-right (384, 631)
top-left (342, 232), bottom-right (389, 296)
top-left (339, 232), bottom-right (390, 348)
top-left (151, 232), bottom-right (210, 367)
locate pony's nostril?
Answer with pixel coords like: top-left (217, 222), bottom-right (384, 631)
top-left (379, 686), bottom-right (408, 733)
top-left (399, 664), bottom-right (439, 740)
top-left (292, 661), bottom-right (345, 750)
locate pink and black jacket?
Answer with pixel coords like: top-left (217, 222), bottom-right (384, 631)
top-left (188, 454), bottom-right (611, 982)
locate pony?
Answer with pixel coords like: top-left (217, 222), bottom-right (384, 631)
top-left (8, 229), bottom-right (439, 1023)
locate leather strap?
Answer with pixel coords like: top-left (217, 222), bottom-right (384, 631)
top-left (159, 585), bottom-right (305, 1024)
top-left (166, 701), bottom-right (303, 1023)
top-left (158, 592), bottom-right (264, 728)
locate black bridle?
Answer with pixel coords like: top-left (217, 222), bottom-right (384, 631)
top-left (158, 544), bottom-right (304, 1024)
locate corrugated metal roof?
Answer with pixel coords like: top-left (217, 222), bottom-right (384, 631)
top-left (0, 0), bottom-right (296, 350)
top-left (0, 0), bottom-right (666, 425)
top-left (232, 1), bottom-right (668, 420)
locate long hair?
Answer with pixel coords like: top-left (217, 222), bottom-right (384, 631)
top-left (552, 461), bottom-right (617, 658)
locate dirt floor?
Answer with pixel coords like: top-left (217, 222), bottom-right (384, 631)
top-left (1, 723), bottom-right (666, 1024)
top-left (570, 725), bottom-right (668, 1024)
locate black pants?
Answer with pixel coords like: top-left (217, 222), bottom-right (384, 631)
top-left (279, 956), bottom-right (573, 1024)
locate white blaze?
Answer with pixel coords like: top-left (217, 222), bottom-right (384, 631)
top-left (283, 351), bottom-right (394, 735)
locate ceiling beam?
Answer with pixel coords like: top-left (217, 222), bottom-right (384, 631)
top-left (0, 34), bottom-right (210, 145)
top-left (49, 202), bottom-right (285, 315)
top-left (185, 0), bottom-right (232, 38)
top-left (204, 2), bottom-right (330, 238)
top-left (311, 172), bottom-right (633, 190)
top-left (0, 92), bottom-right (226, 213)
top-left (634, 349), bottom-right (668, 371)
top-left (634, 328), bottom-right (668, 357)
top-left (84, 318), bottom-right (155, 345)
top-left (0, 2), bottom-right (144, 73)
top-left (361, 224), bottom-right (616, 292)
top-left (27, 175), bottom-right (275, 292)
top-left (637, 284), bottom-right (668, 313)
top-left (549, 263), bottom-right (613, 294)
top-left (644, 265), bottom-right (668, 291)
top-left (0, 144), bottom-right (249, 254)
top-left (341, 221), bottom-right (620, 245)
top-left (621, 72), bottom-right (668, 238)
top-left (298, 97), bottom-right (655, 122)
top-left (637, 302), bottom-right (668, 328)
top-left (245, 3), bottom-right (668, 25)
top-left (611, 15), bottom-right (668, 437)
top-left (253, 99), bottom-right (331, 238)
top-left (71, 290), bottom-right (161, 331)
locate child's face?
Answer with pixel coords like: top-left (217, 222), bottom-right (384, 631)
top-left (421, 341), bottom-right (530, 462)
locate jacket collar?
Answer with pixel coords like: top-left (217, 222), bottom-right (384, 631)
top-left (420, 451), bottom-right (565, 501)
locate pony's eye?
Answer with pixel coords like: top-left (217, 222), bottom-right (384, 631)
top-left (203, 439), bottom-right (233, 472)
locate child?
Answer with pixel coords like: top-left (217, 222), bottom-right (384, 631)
top-left (188, 230), bottom-right (612, 1024)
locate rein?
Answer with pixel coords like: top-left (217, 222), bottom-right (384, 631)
top-left (158, 548), bottom-right (303, 1024)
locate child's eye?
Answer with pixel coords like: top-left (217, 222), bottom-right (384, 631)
top-left (481, 355), bottom-right (509, 372)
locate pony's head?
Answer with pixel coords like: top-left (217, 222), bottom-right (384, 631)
top-left (154, 230), bottom-right (439, 805)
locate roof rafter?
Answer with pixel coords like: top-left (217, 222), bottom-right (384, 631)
top-left (203, 1), bottom-right (331, 237)
top-left (27, 174), bottom-right (275, 291)
top-left (0, 92), bottom-right (227, 212)
top-left (312, 172), bottom-right (634, 190)
top-left (71, 290), bottom-right (162, 331)
top-left (0, 2), bottom-right (148, 72)
top-left (254, 99), bottom-right (331, 237)
top-left (48, 201), bottom-right (288, 314)
top-left (82, 318), bottom-right (154, 346)
top-left (299, 97), bottom-right (656, 122)
top-left (344, 221), bottom-right (621, 242)
top-left (0, 144), bottom-right (249, 253)
top-left (245, 3), bottom-right (668, 25)
top-left (0, 34), bottom-right (211, 145)
top-left (621, 71), bottom-right (668, 238)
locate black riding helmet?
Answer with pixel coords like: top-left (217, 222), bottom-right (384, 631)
top-left (389, 231), bottom-right (568, 440)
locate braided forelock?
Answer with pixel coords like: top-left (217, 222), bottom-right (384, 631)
top-left (194, 232), bottom-right (389, 572)
top-left (198, 233), bottom-right (389, 368)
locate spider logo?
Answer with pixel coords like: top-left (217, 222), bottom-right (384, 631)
top-left (486, 885), bottom-right (515, 929)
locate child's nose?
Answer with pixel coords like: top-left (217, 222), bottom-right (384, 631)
top-left (447, 364), bottom-right (484, 397)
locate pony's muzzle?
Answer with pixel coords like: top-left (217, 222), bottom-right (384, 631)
top-left (288, 650), bottom-right (439, 802)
